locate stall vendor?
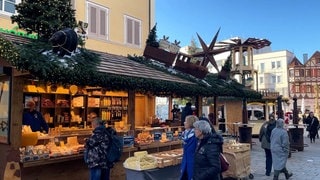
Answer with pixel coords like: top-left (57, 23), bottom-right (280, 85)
top-left (23, 100), bottom-right (49, 133)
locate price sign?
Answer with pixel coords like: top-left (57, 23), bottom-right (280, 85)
top-left (166, 131), bottom-right (174, 141)
top-left (123, 136), bottom-right (134, 147)
top-left (154, 132), bottom-right (162, 141)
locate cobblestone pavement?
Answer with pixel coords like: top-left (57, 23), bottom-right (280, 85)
top-left (249, 134), bottom-right (320, 180)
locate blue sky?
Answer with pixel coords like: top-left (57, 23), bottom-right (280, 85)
top-left (155, 0), bottom-right (320, 61)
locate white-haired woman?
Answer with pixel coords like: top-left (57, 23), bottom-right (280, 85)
top-left (270, 118), bottom-right (293, 180)
top-left (180, 115), bottom-right (198, 180)
top-left (193, 120), bottom-right (224, 180)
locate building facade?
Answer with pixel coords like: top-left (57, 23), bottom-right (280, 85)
top-left (0, 0), bottom-right (155, 56)
top-left (288, 51), bottom-right (320, 115)
top-left (254, 50), bottom-right (294, 99)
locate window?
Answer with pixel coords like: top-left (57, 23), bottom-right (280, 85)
top-left (276, 61), bottom-right (281, 68)
top-left (0, 0), bottom-right (20, 15)
top-left (318, 69), bottom-right (320, 76)
top-left (295, 85), bottom-right (300, 93)
top-left (260, 63), bottom-right (265, 73)
top-left (289, 69), bottom-right (294, 77)
top-left (87, 2), bottom-right (108, 39)
top-left (306, 85), bottom-right (311, 93)
top-left (277, 76), bottom-right (281, 83)
top-left (155, 97), bottom-right (169, 120)
top-left (271, 62), bottom-right (275, 69)
top-left (125, 16), bottom-right (141, 46)
top-left (294, 69), bottom-right (300, 76)
top-left (306, 69), bottom-right (311, 77)
top-left (271, 76), bottom-right (276, 83)
top-left (259, 77), bottom-right (263, 84)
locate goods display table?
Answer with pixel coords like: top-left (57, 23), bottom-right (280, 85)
top-left (125, 165), bottom-right (180, 180)
top-left (222, 143), bottom-right (253, 179)
top-left (124, 149), bottom-right (183, 180)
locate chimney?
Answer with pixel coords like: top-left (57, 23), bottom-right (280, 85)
top-left (303, 53), bottom-right (308, 64)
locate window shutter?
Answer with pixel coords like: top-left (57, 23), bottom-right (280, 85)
top-left (127, 18), bottom-right (133, 44)
top-left (89, 6), bottom-right (97, 34)
top-left (100, 9), bottom-right (106, 36)
top-left (134, 21), bottom-right (140, 45)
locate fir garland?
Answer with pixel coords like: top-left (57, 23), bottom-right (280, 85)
top-left (0, 34), bottom-right (261, 98)
top-left (0, 35), bottom-right (20, 63)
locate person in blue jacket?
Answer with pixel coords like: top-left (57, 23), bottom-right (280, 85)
top-left (180, 115), bottom-right (198, 180)
top-left (23, 100), bottom-right (48, 133)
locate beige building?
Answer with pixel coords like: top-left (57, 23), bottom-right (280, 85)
top-left (253, 50), bottom-right (295, 112)
top-left (1, 0), bottom-right (155, 56)
top-left (1, 0), bottom-right (157, 127)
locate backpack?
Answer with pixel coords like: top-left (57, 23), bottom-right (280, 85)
top-left (266, 121), bottom-right (276, 143)
top-left (105, 127), bottom-right (123, 167)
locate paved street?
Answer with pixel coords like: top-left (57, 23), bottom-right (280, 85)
top-left (249, 132), bottom-right (320, 180)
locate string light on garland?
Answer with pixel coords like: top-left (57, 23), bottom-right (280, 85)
top-left (0, 36), bottom-right (19, 63)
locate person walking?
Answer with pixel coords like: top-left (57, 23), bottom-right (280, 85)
top-left (180, 115), bottom-right (198, 180)
top-left (259, 113), bottom-right (276, 176)
top-left (270, 118), bottom-right (293, 180)
top-left (84, 118), bottom-right (111, 180)
top-left (193, 120), bottom-right (224, 180)
top-left (305, 112), bottom-right (319, 143)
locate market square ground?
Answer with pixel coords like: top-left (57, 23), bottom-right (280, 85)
top-left (248, 130), bottom-right (320, 180)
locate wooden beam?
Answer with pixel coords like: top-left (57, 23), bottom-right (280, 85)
top-left (128, 90), bottom-right (135, 130)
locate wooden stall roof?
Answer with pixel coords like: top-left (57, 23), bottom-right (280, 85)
top-left (0, 32), bottom-right (31, 45)
top-left (94, 51), bottom-right (194, 85)
top-left (0, 32), bottom-right (194, 85)
top-left (0, 32), bottom-right (263, 99)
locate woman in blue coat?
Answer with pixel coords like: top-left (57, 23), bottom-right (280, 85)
top-left (180, 115), bottom-right (198, 180)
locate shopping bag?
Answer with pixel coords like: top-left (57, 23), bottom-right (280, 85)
top-left (220, 153), bottom-right (229, 172)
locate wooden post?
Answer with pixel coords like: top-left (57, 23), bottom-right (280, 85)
top-left (10, 73), bottom-right (24, 148)
top-left (195, 96), bottom-right (203, 117)
top-left (128, 90), bottom-right (135, 130)
top-left (168, 96), bottom-right (173, 120)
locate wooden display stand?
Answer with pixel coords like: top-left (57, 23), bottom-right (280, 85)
top-left (222, 143), bottom-right (251, 179)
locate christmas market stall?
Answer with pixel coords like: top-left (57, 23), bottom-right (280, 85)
top-left (0, 25), bottom-right (264, 180)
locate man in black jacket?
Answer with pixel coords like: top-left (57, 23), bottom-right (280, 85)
top-left (193, 120), bottom-right (224, 180)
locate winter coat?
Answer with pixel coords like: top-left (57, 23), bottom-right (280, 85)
top-left (305, 116), bottom-right (319, 134)
top-left (23, 110), bottom-right (49, 133)
top-left (270, 125), bottom-right (289, 170)
top-left (180, 128), bottom-right (197, 180)
top-left (259, 120), bottom-right (276, 149)
top-left (193, 133), bottom-right (223, 180)
top-left (84, 125), bottom-right (110, 168)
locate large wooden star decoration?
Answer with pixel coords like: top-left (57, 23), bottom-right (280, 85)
top-left (192, 28), bottom-right (227, 72)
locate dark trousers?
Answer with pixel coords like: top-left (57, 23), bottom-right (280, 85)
top-left (90, 167), bottom-right (110, 180)
top-left (264, 148), bottom-right (272, 174)
top-left (310, 131), bottom-right (317, 143)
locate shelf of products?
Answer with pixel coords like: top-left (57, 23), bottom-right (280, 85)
top-left (23, 87), bottom-right (129, 128)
